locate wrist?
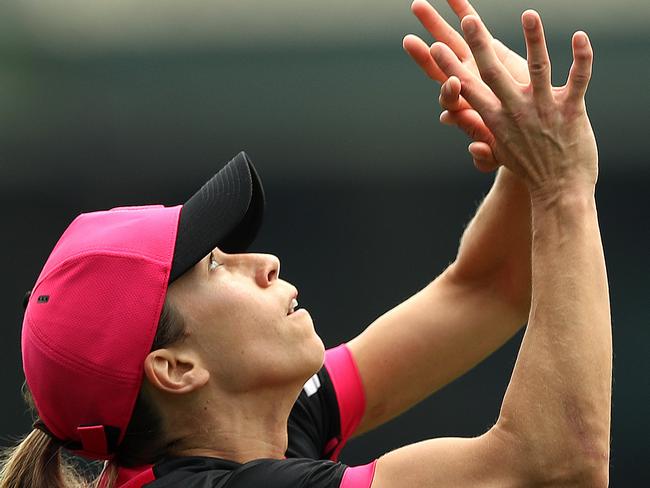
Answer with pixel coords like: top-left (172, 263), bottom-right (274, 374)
top-left (530, 188), bottom-right (597, 237)
top-left (496, 167), bottom-right (528, 194)
top-left (529, 179), bottom-right (595, 212)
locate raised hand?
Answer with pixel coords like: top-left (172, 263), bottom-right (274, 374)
top-left (404, 0), bottom-right (529, 170)
top-left (431, 11), bottom-right (598, 197)
top-left (404, 0), bottom-right (529, 86)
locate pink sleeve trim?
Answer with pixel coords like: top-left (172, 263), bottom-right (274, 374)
top-left (324, 344), bottom-right (366, 459)
top-left (340, 461), bottom-right (377, 488)
top-left (100, 465), bottom-right (155, 488)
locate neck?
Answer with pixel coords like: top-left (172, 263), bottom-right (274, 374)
top-left (165, 383), bottom-right (302, 463)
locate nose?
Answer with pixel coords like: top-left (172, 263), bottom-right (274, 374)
top-left (255, 253), bottom-right (280, 287)
top-left (244, 253), bottom-right (280, 287)
top-left (218, 250), bottom-right (280, 287)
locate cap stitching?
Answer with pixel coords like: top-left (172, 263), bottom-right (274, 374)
top-left (34, 248), bottom-right (170, 290)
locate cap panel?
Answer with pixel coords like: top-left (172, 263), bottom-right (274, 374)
top-left (22, 321), bottom-right (139, 449)
top-left (22, 205), bottom-right (180, 454)
top-left (37, 205), bottom-right (177, 286)
top-left (25, 253), bottom-right (168, 381)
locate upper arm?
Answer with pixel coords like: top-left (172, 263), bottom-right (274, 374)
top-left (370, 429), bottom-right (529, 488)
top-left (347, 264), bottom-right (526, 436)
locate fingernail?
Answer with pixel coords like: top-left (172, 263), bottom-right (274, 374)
top-left (523, 14), bottom-right (536, 29)
top-left (575, 33), bottom-right (588, 47)
top-left (463, 19), bottom-right (477, 34)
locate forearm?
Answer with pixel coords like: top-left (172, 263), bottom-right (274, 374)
top-left (350, 169), bottom-right (532, 435)
top-left (450, 167), bottom-right (531, 315)
top-left (495, 190), bottom-right (611, 484)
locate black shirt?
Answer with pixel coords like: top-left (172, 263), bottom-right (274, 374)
top-left (107, 345), bottom-right (376, 488)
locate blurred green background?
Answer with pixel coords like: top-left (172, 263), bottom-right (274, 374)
top-left (1, 1), bottom-right (647, 485)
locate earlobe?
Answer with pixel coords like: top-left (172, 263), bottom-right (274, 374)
top-left (143, 349), bottom-right (210, 395)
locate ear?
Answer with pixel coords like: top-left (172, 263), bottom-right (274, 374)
top-left (143, 348), bottom-right (210, 395)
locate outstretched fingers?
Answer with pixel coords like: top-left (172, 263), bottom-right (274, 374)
top-left (447, 0), bottom-right (479, 22)
top-left (403, 34), bottom-right (447, 82)
top-left (411, 0), bottom-right (472, 60)
top-left (460, 15), bottom-right (519, 108)
top-left (439, 76), bottom-right (463, 111)
top-left (565, 31), bottom-right (593, 105)
top-left (521, 10), bottom-right (553, 104)
top-left (430, 41), bottom-right (498, 115)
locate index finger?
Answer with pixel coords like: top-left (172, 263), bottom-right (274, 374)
top-left (461, 16), bottom-right (519, 107)
top-left (430, 42), bottom-right (498, 115)
top-left (411, 0), bottom-right (472, 60)
top-left (448, 0), bottom-right (495, 44)
top-left (447, 0), bottom-right (479, 20)
top-left (403, 34), bottom-right (447, 82)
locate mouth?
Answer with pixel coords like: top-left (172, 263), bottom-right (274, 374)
top-left (287, 296), bottom-right (299, 315)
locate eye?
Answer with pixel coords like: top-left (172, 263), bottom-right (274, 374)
top-left (208, 252), bottom-right (221, 271)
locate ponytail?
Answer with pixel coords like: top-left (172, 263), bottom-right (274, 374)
top-left (2, 298), bottom-right (187, 488)
top-left (0, 428), bottom-right (88, 488)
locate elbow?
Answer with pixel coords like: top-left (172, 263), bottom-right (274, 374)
top-left (547, 462), bottom-right (609, 488)
top-left (445, 261), bottom-right (531, 322)
top-left (543, 454), bottom-right (610, 488)
top-left (578, 465), bottom-right (609, 488)
top-left (488, 424), bottom-right (610, 487)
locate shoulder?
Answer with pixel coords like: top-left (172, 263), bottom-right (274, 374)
top-left (146, 456), bottom-right (350, 488)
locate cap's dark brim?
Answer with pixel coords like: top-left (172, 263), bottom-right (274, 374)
top-left (169, 151), bottom-right (265, 282)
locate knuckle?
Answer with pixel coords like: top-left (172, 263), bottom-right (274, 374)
top-left (436, 57), bottom-right (453, 73)
top-left (509, 109), bottom-right (527, 124)
top-left (460, 81), bottom-right (478, 102)
top-left (465, 123), bottom-right (480, 141)
top-left (467, 35), bottom-right (488, 51)
top-left (575, 48), bottom-right (593, 62)
top-left (528, 60), bottom-right (549, 77)
top-left (482, 109), bottom-right (503, 131)
top-left (571, 70), bottom-right (591, 86)
top-left (536, 103), bottom-right (559, 124)
top-left (481, 65), bottom-right (502, 85)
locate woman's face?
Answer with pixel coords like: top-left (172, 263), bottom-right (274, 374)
top-left (166, 248), bottom-right (325, 393)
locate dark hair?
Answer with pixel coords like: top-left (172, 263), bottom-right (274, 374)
top-left (0, 299), bottom-right (187, 488)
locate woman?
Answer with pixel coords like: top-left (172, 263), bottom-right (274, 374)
top-left (1, 1), bottom-right (611, 487)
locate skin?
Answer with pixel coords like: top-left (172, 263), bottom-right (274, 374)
top-left (140, 1), bottom-right (611, 485)
top-left (371, 3), bottom-right (610, 488)
top-left (349, 0), bottom-right (535, 436)
top-left (143, 249), bottom-right (325, 462)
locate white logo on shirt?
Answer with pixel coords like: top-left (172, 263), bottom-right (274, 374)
top-left (302, 374), bottom-right (321, 397)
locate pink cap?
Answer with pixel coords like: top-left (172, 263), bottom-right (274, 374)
top-left (21, 152), bottom-right (264, 459)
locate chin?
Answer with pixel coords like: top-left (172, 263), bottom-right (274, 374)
top-left (296, 332), bottom-right (326, 383)
top-left (311, 333), bottom-right (326, 370)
